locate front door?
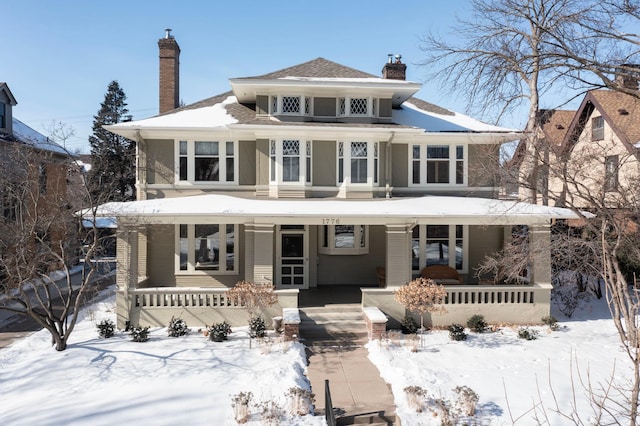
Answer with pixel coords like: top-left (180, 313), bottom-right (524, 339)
top-left (277, 225), bottom-right (308, 289)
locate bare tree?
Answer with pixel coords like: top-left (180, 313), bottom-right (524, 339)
top-left (0, 138), bottom-right (105, 351)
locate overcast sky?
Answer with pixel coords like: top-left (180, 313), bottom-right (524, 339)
top-left (5, 0), bottom-right (527, 154)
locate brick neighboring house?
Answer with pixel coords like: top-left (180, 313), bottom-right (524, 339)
top-left (98, 32), bottom-right (582, 331)
top-left (0, 82), bottom-right (77, 277)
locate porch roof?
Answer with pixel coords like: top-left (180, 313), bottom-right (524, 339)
top-left (94, 194), bottom-right (587, 226)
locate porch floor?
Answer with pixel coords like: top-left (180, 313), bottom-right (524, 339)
top-left (298, 285), bottom-right (378, 307)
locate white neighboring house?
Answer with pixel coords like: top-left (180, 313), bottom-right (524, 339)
top-left (98, 33), bottom-right (581, 331)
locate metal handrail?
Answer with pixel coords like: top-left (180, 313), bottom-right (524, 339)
top-left (325, 379), bottom-right (336, 426)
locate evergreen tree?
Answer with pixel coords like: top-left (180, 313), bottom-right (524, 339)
top-left (88, 81), bottom-right (135, 202)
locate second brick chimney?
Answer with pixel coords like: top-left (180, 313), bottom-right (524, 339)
top-left (158, 28), bottom-right (180, 114)
top-left (382, 54), bottom-right (407, 80)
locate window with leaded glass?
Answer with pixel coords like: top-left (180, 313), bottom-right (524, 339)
top-left (605, 155), bottom-right (619, 191)
top-left (306, 141), bottom-right (312, 183)
top-left (338, 142), bottom-right (344, 183)
top-left (282, 96), bottom-right (300, 114)
top-left (374, 142), bottom-right (379, 184)
top-left (350, 142), bottom-right (368, 184)
top-left (270, 140), bottom-right (277, 182)
top-left (305, 97), bottom-right (311, 115)
top-left (282, 140), bottom-right (300, 182)
top-left (350, 98), bottom-right (368, 115)
top-left (338, 98), bottom-right (346, 116)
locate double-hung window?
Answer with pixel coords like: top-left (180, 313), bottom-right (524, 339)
top-left (592, 116), bottom-right (604, 141)
top-left (604, 155), bottom-right (619, 192)
top-left (270, 139), bottom-right (311, 184)
top-left (177, 140), bottom-right (236, 184)
top-left (411, 224), bottom-right (467, 273)
top-left (337, 141), bottom-right (378, 185)
top-left (411, 144), bottom-right (466, 186)
top-left (178, 224), bottom-right (237, 274)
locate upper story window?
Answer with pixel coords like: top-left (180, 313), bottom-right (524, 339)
top-left (604, 154), bottom-right (619, 192)
top-left (592, 116), bottom-right (604, 141)
top-left (411, 144), bottom-right (466, 186)
top-left (270, 139), bottom-right (312, 184)
top-left (270, 95), bottom-right (312, 116)
top-left (177, 224), bottom-right (238, 274)
top-left (176, 140), bottom-right (236, 184)
top-left (337, 97), bottom-right (377, 117)
top-left (337, 141), bottom-right (378, 185)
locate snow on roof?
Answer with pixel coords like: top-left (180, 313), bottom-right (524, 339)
top-left (82, 217), bottom-right (117, 229)
top-left (394, 101), bottom-right (516, 133)
top-left (278, 76), bottom-right (417, 85)
top-left (12, 118), bottom-right (68, 155)
top-left (110, 96), bottom-right (238, 129)
top-left (96, 194), bottom-right (585, 223)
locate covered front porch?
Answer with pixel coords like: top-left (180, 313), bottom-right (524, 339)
top-left (98, 194), bottom-right (579, 328)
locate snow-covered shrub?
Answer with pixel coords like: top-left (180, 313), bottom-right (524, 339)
top-left (231, 391), bottom-right (252, 424)
top-left (466, 314), bottom-right (487, 333)
top-left (285, 386), bottom-right (315, 416)
top-left (249, 316), bottom-right (266, 338)
top-left (96, 319), bottom-right (115, 338)
top-left (258, 400), bottom-right (283, 426)
top-left (452, 385), bottom-right (479, 417)
top-left (517, 327), bottom-right (538, 340)
top-left (448, 324), bottom-right (467, 341)
top-left (541, 315), bottom-right (559, 331)
top-left (167, 316), bottom-right (190, 337)
top-left (130, 326), bottom-right (150, 342)
top-left (208, 321), bottom-right (231, 342)
top-left (404, 385), bottom-right (427, 412)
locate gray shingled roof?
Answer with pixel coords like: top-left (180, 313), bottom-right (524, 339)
top-left (163, 58), bottom-right (456, 125)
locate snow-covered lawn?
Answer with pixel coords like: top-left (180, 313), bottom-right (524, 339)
top-left (368, 295), bottom-right (632, 425)
top-left (0, 288), bottom-right (324, 426)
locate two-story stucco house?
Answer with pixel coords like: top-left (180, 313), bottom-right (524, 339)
top-left (100, 32), bottom-right (581, 330)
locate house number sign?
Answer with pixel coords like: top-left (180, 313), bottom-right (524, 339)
top-left (322, 218), bottom-right (341, 225)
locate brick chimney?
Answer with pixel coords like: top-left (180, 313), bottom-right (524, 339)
top-left (382, 54), bottom-right (407, 80)
top-left (158, 28), bottom-right (180, 114)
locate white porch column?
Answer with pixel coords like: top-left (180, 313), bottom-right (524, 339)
top-left (530, 223), bottom-right (551, 285)
top-left (244, 224), bottom-right (256, 283)
top-left (385, 224), bottom-right (411, 287)
top-left (253, 223), bottom-right (274, 285)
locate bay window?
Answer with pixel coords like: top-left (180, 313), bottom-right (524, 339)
top-left (411, 144), bottom-right (466, 186)
top-left (270, 95), bottom-right (312, 116)
top-left (319, 224), bottom-right (369, 255)
top-left (177, 224), bottom-right (237, 274)
top-left (337, 97), bottom-right (377, 117)
top-left (176, 140), bottom-right (236, 184)
top-left (337, 141), bottom-right (378, 185)
top-left (270, 139), bottom-right (312, 184)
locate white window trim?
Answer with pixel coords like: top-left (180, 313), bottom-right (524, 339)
top-left (336, 141), bottom-right (378, 186)
top-left (409, 143), bottom-right (467, 187)
top-left (175, 140), bottom-right (238, 185)
top-left (269, 139), bottom-right (312, 186)
top-left (270, 95), bottom-right (313, 117)
top-left (318, 224), bottom-right (369, 255)
top-left (337, 96), bottom-right (378, 117)
top-left (412, 224), bottom-right (468, 274)
top-left (176, 224), bottom-right (239, 275)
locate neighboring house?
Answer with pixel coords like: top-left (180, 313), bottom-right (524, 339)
top-left (100, 33), bottom-right (581, 330)
top-left (528, 76), bottom-right (640, 212)
top-left (0, 82), bottom-right (75, 276)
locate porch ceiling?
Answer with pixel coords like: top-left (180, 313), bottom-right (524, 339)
top-left (93, 194), bottom-right (588, 226)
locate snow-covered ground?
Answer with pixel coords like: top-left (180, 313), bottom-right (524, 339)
top-left (368, 293), bottom-right (632, 425)
top-left (0, 288), bottom-right (323, 426)
top-left (0, 285), bottom-right (633, 425)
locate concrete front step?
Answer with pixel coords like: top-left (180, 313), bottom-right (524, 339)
top-left (299, 305), bottom-right (370, 346)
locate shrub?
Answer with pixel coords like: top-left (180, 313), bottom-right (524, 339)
top-left (249, 316), bottom-right (266, 338)
top-left (404, 385), bottom-right (427, 412)
top-left (448, 324), bottom-right (467, 341)
top-left (231, 391), bottom-right (252, 424)
top-left (453, 385), bottom-right (479, 417)
top-left (541, 315), bottom-right (559, 331)
top-left (517, 327), bottom-right (538, 340)
top-left (208, 321), bottom-right (232, 342)
top-left (394, 277), bottom-right (447, 331)
top-left (167, 316), bottom-right (190, 337)
top-left (130, 326), bottom-right (150, 342)
top-left (466, 314), bottom-right (487, 333)
top-left (401, 314), bottom-right (419, 334)
top-left (285, 387), bottom-right (315, 416)
top-left (96, 319), bottom-right (115, 338)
